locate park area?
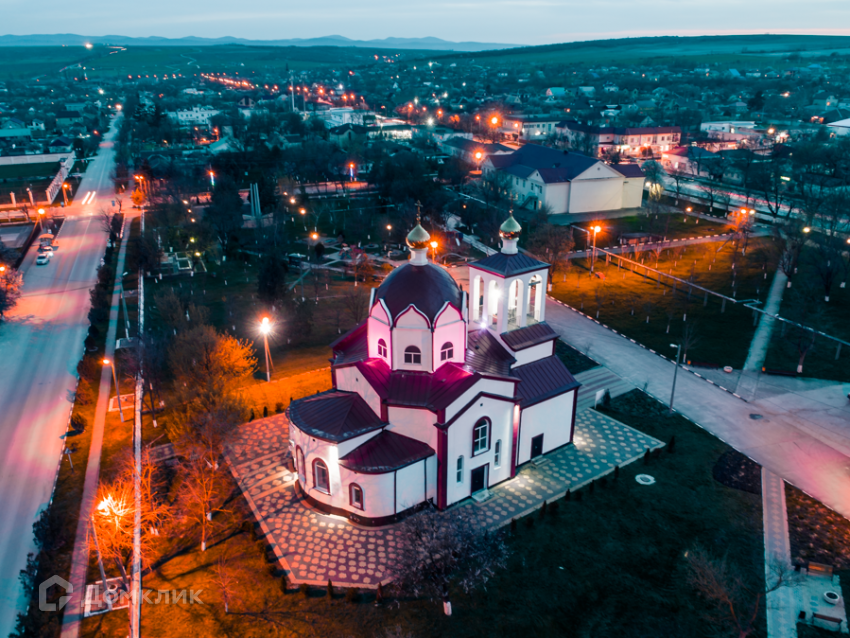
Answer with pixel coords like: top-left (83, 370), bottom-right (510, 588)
top-left (79, 390), bottom-right (775, 638)
top-left (549, 233), bottom-right (777, 370)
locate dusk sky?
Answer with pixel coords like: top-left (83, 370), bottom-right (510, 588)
top-left (4, 0), bottom-right (850, 45)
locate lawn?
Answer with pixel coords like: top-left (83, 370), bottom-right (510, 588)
top-left (762, 245), bottom-right (850, 382)
top-left (549, 237), bottom-right (778, 370)
top-left (561, 211), bottom-right (734, 247)
top-left (78, 389), bottom-right (767, 638)
top-left (554, 338), bottom-right (598, 374)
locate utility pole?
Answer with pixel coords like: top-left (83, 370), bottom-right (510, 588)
top-left (91, 514), bottom-right (113, 612)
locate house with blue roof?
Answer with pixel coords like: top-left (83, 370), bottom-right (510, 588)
top-left (482, 144), bottom-right (644, 215)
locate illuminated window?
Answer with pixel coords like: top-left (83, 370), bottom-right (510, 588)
top-left (404, 346), bottom-right (421, 365)
top-left (440, 342), bottom-right (454, 361)
top-left (473, 419), bottom-right (490, 455)
top-left (350, 484), bottom-right (364, 510)
top-left (377, 338), bottom-right (387, 359)
top-left (313, 459), bottom-right (329, 493)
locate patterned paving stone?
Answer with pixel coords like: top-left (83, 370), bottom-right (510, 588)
top-left (227, 409), bottom-right (663, 588)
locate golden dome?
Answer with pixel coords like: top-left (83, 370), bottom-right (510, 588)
top-left (499, 211), bottom-right (522, 240)
top-left (406, 216), bottom-right (431, 250)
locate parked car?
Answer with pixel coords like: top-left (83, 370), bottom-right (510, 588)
top-left (37, 245), bottom-right (54, 254)
top-left (36, 253), bottom-right (51, 265)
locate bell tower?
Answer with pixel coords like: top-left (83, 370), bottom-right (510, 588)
top-left (469, 211), bottom-right (550, 334)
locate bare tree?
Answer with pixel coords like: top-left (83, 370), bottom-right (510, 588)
top-left (0, 262), bottom-right (23, 322)
top-left (526, 222), bottom-right (574, 281)
top-left (686, 546), bottom-right (802, 638)
top-left (782, 288), bottom-right (824, 374)
top-left (772, 220), bottom-right (806, 289)
top-left (342, 286), bottom-right (369, 325)
top-left (390, 505), bottom-right (510, 616)
top-left (214, 553), bottom-right (238, 613)
top-left (699, 180), bottom-right (721, 215)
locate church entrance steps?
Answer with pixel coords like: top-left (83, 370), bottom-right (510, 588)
top-left (574, 367), bottom-right (634, 411)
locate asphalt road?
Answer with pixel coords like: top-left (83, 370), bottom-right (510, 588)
top-left (0, 115), bottom-right (121, 637)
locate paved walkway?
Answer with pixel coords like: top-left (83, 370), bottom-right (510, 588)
top-left (762, 467), bottom-right (798, 638)
top-left (744, 269), bottom-right (789, 373)
top-left (227, 408), bottom-right (662, 588)
top-left (542, 295), bottom-right (850, 522)
top-left (60, 215), bottom-right (134, 638)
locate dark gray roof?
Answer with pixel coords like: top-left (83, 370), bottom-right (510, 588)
top-left (470, 252), bottom-right (548, 277)
top-left (288, 390), bottom-right (384, 443)
top-left (612, 164), bottom-right (645, 178)
top-left (467, 328), bottom-right (516, 378)
top-left (339, 430), bottom-right (434, 474)
top-left (488, 144), bottom-right (600, 184)
top-left (374, 262), bottom-right (463, 324)
top-left (501, 322), bottom-right (558, 351)
top-left (513, 355), bottom-right (580, 408)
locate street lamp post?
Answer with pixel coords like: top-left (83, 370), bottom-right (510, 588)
top-left (103, 358), bottom-right (125, 422)
top-left (430, 240), bottom-right (439, 263)
top-left (590, 225), bottom-right (601, 274)
top-left (260, 317), bottom-right (272, 382)
top-left (669, 343), bottom-right (682, 414)
top-left (90, 512), bottom-right (113, 612)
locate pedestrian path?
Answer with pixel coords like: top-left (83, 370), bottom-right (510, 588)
top-left (60, 215), bottom-right (134, 638)
top-left (227, 408), bottom-right (662, 589)
top-left (762, 467), bottom-right (798, 638)
top-left (574, 367), bottom-right (634, 412)
top-left (543, 295), bottom-right (850, 523)
top-left (744, 270), bottom-right (789, 373)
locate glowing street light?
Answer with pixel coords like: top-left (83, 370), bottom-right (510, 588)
top-left (802, 227), bottom-right (811, 234)
top-left (259, 317), bottom-right (273, 382)
top-left (591, 225), bottom-right (602, 273)
top-left (103, 358), bottom-right (124, 422)
top-left (430, 240), bottom-right (438, 262)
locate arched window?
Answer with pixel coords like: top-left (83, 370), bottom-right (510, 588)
top-left (527, 275), bottom-right (543, 324)
top-left (472, 418), bottom-right (490, 456)
top-left (296, 447), bottom-right (305, 482)
top-left (404, 345), bottom-right (421, 365)
top-left (494, 440), bottom-right (502, 468)
top-left (377, 338), bottom-right (387, 359)
top-left (456, 456), bottom-right (464, 483)
top-left (313, 459), bottom-right (330, 493)
top-left (440, 342), bottom-right (454, 361)
top-left (349, 484), bottom-right (364, 510)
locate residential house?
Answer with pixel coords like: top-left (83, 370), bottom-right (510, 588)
top-left (482, 144), bottom-right (644, 215)
top-left (440, 137), bottom-right (513, 165)
top-left (56, 110), bottom-right (84, 127)
top-left (556, 121), bottom-right (681, 158)
top-left (167, 106), bottom-right (221, 127)
top-left (501, 114), bottom-right (562, 141)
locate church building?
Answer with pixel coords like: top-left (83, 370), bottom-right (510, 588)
top-left (288, 213), bottom-right (580, 526)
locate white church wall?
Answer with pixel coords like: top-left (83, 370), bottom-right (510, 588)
top-left (445, 396), bottom-right (514, 507)
top-left (335, 366), bottom-right (383, 417)
top-left (338, 466), bottom-right (396, 518)
top-left (443, 378), bottom-right (516, 423)
top-left (426, 454), bottom-right (438, 502)
top-left (386, 407), bottom-right (437, 449)
top-left (367, 300), bottom-right (392, 363)
top-left (392, 307), bottom-right (433, 371)
top-left (433, 305), bottom-right (466, 370)
top-left (516, 389), bottom-right (576, 466)
top-left (395, 460), bottom-right (428, 512)
top-left (336, 429), bottom-right (382, 458)
top-left (509, 341), bottom-right (555, 367)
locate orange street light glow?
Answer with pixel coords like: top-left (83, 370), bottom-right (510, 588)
top-left (102, 358), bottom-right (111, 365)
top-left (593, 225), bottom-right (601, 233)
top-left (430, 241), bottom-right (438, 248)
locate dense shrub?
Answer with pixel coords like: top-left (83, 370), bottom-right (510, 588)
top-left (70, 413), bottom-right (87, 432)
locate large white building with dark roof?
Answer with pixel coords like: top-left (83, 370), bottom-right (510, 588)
top-left (288, 214), bottom-right (579, 525)
top-left (482, 144), bottom-right (645, 215)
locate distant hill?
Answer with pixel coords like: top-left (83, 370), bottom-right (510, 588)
top-left (0, 33), bottom-right (517, 52)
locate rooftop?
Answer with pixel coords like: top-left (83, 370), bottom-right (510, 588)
top-left (288, 389), bottom-right (385, 443)
top-left (339, 430), bottom-right (435, 474)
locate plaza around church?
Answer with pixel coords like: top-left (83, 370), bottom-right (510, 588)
top-left (227, 367), bottom-right (663, 588)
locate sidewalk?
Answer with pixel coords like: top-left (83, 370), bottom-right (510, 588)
top-left (762, 467), bottom-right (798, 638)
top-left (60, 215), bottom-right (134, 638)
top-left (543, 296), bottom-right (850, 522)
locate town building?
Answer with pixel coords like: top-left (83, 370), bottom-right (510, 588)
top-left (482, 144), bottom-right (645, 214)
top-left (555, 121), bottom-right (681, 158)
top-left (167, 106), bottom-right (221, 127)
top-left (501, 114), bottom-right (563, 141)
top-left (288, 215), bottom-right (579, 525)
top-left (440, 136), bottom-right (513, 165)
